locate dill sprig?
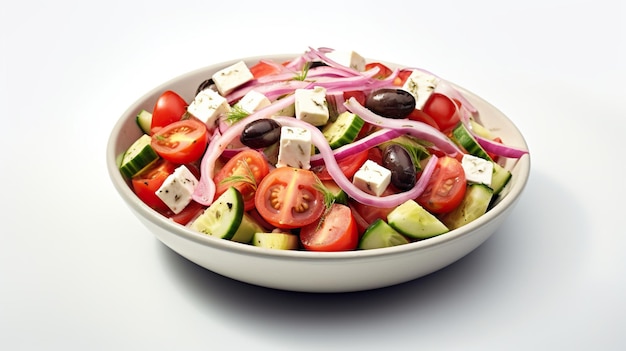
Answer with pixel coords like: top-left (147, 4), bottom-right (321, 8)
top-left (312, 175), bottom-right (338, 231)
top-left (293, 62), bottom-right (311, 81)
top-left (219, 159), bottom-right (257, 190)
top-left (225, 105), bottom-right (250, 125)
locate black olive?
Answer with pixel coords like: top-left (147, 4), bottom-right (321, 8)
top-left (382, 144), bottom-right (416, 191)
top-left (240, 119), bottom-right (281, 149)
top-left (308, 61), bottom-right (328, 69)
top-left (196, 78), bottom-right (215, 96)
top-left (365, 88), bottom-right (416, 119)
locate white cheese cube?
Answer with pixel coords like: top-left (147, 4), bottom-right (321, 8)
top-left (353, 160), bottom-right (391, 197)
top-left (325, 50), bottom-right (366, 71)
top-left (276, 126), bottom-right (312, 169)
top-left (401, 70), bottom-right (440, 110)
top-left (156, 165), bottom-right (199, 214)
top-left (187, 89), bottom-right (231, 127)
top-left (295, 87), bottom-right (329, 126)
top-left (461, 154), bottom-right (494, 186)
top-left (236, 90), bottom-right (271, 113)
top-left (212, 60), bottom-right (254, 96)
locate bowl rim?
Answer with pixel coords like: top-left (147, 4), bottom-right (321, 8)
top-left (106, 53), bottom-right (531, 261)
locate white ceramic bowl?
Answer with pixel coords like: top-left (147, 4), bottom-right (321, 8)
top-left (106, 54), bottom-right (530, 293)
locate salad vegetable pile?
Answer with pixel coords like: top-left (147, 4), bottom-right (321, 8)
top-left (118, 47), bottom-right (528, 252)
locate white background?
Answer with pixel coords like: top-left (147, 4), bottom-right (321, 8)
top-left (2, 0), bottom-right (625, 349)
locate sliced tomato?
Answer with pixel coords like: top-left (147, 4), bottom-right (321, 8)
top-left (168, 200), bottom-right (205, 225)
top-left (365, 62), bottom-right (393, 80)
top-left (343, 90), bottom-right (367, 106)
top-left (151, 118), bottom-right (209, 164)
top-left (392, 69), bottom-right (413, 86)
top-left (255, 167), bottom-right (325, 229)
top-left (249, 61), bottom-right (281, 79)
top-left (349, 186), bottom-right (397, 230)
top-left (300, 203), bottom-right (359, 252)
top-left (422, 93), bottom-right (461, 133)
top-left (131, 159), bottom-right (177, 213)
top-left (416, 156), bottom-right (467, 214)
top-left (487, 137), bottom-right (503, 163)
top-left (213, 149), bottom-right (270, 211)
top-left (150, 90), bottom-right (188, 133)
top-left (312, 149), bottom-right (369, 181)
top-left (407, 109), bottom-right (441, 130)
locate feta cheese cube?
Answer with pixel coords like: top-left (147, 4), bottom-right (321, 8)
top-left (401, 70), bottom-right (440, 110)
top-left (156, 165), bottom-right (199, 214)
top-left (187, 89), bottom-right (231, 127)
top-left (212, 60), bottom-right (254, 96)
top-left (295, 87), bottom-right (329, 126)
top-left (325, 50), bottom-right (366, 71)
top-left (236, 90), bottom-right (271, 113)
top-left (353, 160), bottom-right (391, 197)
top-left (461, 154), bottom-right (494, 186)
top-left (276, 126), bottom-right (312, 169)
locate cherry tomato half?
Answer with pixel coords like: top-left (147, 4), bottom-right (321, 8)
top-left (365, 62), bottom-right (393, 80)
top-left (300, 203), bottom-right (359, 252)
top-left (151, 90), bottom-right (188, 133)
top-left (312, 149), bottom-right (369, 181)
top-left (392, 69), bottom-right (413, 86)
top-left (213, 149), bottom-right (270, 211)
top-left (255, 167), bottom-right (325, 229)
top-left (249, 60), bottom-right (282, 79)
top-left (131, 159), bottom-right (177, 213)
top-left (407, 109), bottom-right (441, 130)
top-left (151, 118), bottom-right (209, 164)
top-left (422, 93), bottom-right (461, 133)
top-left (168, 200), bottom-right (205, 226)
top-left (416, 156), bottom-right (467, 214)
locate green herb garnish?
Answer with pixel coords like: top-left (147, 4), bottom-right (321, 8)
top-left (293, 62), bottom-right (311, 81)
top-left (219, 159), bottom-right (257, 190)
top-left (225, 105), bottom-right (250, 124)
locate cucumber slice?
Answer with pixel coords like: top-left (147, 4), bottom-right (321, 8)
top-left (252, 232), bottom-right (300, 250)
top-left (322, 111), bottom-right (364, 149)
top-left (440, 183), bottom-right (494, 230)
top-left (119, 134), bottom-right (159, 178)
top-left (359, 219), bottom-right (410, 250)
top-left (469, 119), bottom-right (492, 139)
top-left (321, 180), bottom-right (348, 205)
top-left (453, 122), bottom-right (511, 195)
top-left (189, 187), bottom-right (244, 239)
top-left (491, 162), bottom-right (512, 195)
top-left (451, 122), bottom-right (493, 161)
top-left (230, 212), bottom-right (265, 244)
top-left (136, 109), bottom-right (153, 134)
top-left (387, 200), bottom-right (449, 239)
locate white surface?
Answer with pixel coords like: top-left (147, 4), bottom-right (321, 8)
top-left (1, 0), bottom-right (624, 349)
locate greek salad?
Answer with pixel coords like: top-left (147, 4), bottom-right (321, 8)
top-left (118, 47), bottom-right (528, 252)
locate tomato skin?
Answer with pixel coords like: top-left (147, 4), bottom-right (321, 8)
top-left (213, 149), bottom-right (270, 211)
top-left (300, 203), bottom-right (359, 252)
top-left (365, 62), bottom-right (393, 80)
top-left (416, 156), bottom-right (467, 214)
top-left (151, 118), bottom-right (209, 164)
top-left (312, 149), bottom-right (369, 181)
top-left (343, 90), bottom-right (367, 106)
top-left (168, 200), bottom-right (205, 225)
top-left (407, 109), bottom-right (441, 130)
top-left (255, 167), bottom-right (325, 229)
top-left (422, 93), bottom-right (461, 133)
top-left (349, 186), bottom-right (397, 230)
top-left (131, 160), bottom-right (177, 212)
top-left (151, 90), bottom-right (188, 133)
top-left (392, 69), bottom-right (413, 86)
top-left (249, 61), bottom-right (281, 79)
